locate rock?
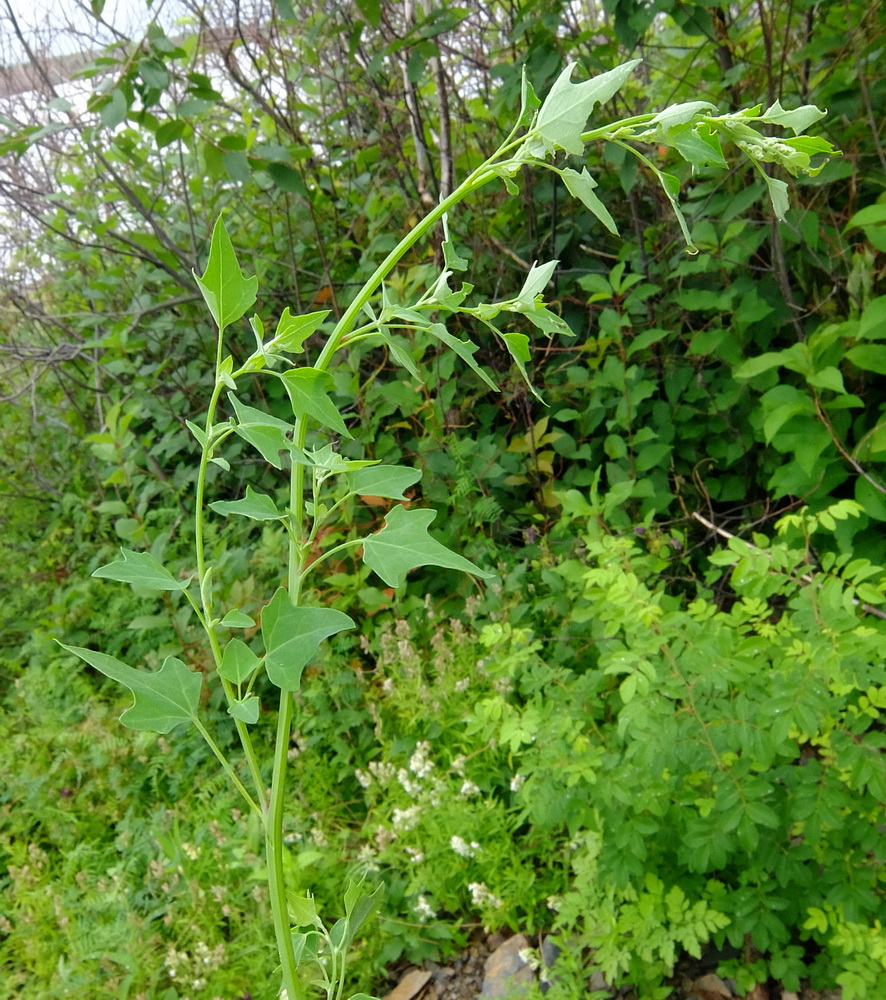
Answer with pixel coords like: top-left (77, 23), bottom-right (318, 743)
top-left (688, 973), bottom-right (732, 999)
top-left (780, 993), bottom-right (799, 1000)
top-left (481, 933), bottom-right (534, 999)
top-left (384, 968), bottom-right (432, 1000)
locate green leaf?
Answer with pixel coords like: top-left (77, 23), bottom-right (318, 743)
top-left (287, 890), bottom-right (321, 927)
top-left (56, 644), bottom-right (200, 734)
top-left (261, 589), bottom-right (355, 691)
top-left (763, 174), bottom-right (790, 221)
top-left (209, 486), bottom-right (283, 520)
top-left (501, 332), bottom-right (543, 402)
top-left (219, 638), bottom-right (261, 684)
top-left (515, 260), bottom-right (558, 307)
top-left (349, 465), bottom-right (422, 500)
top-left (342, 878), bottom-right (384, 947)
top-left (155, 119), bottom-right (186, 148)
top-left (270, 309), bottom-right (330, 353)
top-left (759, 100), bottom-right (826, 135)
top-left (230, 395), bottom-right (293, 469)
top-left (426, 324), bottom-right (498, 391)
top-left (531, 59), bottom-right (641, 155)
top-left (361, 504), bottom-right (494, 588)
top-left (220, 610), bottom-right (256, 628)
top-left (93, 548), bottom-right (190, 591)
top-left (560, 167), bottom-right (618, 235)
top-left (228, 696), bottom-right (260, 724)
top-left (99, 88), bottom-right (128, 128)
top-left (193, 215), bottom-right (259, 333)
top-left (806, 366), bottom-right (846, 394)
top-left (846, 344), bottom-right (886, 375)
top-left (278, 368), bottom-right (351, 438)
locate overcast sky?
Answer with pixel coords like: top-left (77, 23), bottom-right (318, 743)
top-left (1, 0), bottom-right (185, 64)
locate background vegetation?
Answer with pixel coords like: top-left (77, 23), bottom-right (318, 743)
top-left (1, 0), bottom-right (885, 998)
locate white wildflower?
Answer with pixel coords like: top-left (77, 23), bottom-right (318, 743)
top-left (397, 767), bottom-right (422, 798)
top-left (392, 805), bottom-right (421, 831)
top-left (454, 677), bottom-right (470, 693)
top-left (368, 760), bottom-right (395, 784)
top-left (413, 895), bottom-right (435, 922)
top-left (460, 780), bottom-right (480, 798)
top-left (382, 677), bottom-right (395, 693)
top-left (405, 845), bottom-right (425, 863)
top-left (355, 769), bottom-right (372, 789)
top-left (510, 773), bottom-right (525, 792)
top-left (409, 740), bottom-right (434, 778)
top-left (468, 882), bottom-right (502, 908)
top-left (450, 835), bottom-right (480, 858)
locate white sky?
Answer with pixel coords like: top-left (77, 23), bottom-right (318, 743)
top-left (1, 0), bottom-right (185, 64)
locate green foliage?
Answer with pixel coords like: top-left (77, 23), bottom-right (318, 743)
top-left (1, 0), bottom-right (884, 996)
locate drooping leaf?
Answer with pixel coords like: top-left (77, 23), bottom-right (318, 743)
top-left (763, 174), bottom-right (790, 221)
top-left (261, 588), bottom-right (355, 691)
top-left (427, 324), bottom-right (498, 391)
top-left (193, 215), bottom-right (259, 333)
top-left (349, 465), bottom-right (422, 501)
top-left (219, 638), bottom-right (261, 683)
top-left (361, 504), bottom-right (494, 588)
top-left (209, 486), bottom-right (283, 520)
top-left (230, 395), bottom-right (293, 469)
top-left (278, 368), bottom-right (351, 438)
top-left (531, 60), bottom-right (641, 155)
top-left (501, 332), bottom-right (543, 402)
top-left (560, 167), bottom-right (618, 234)
top-left (57, 644), bottom-right (200, 733)
top-left (93, 548), bottom-right (190, 591)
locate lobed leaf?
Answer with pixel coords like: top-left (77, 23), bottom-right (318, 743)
top-left (278, 368), bottom-right (352, 438)
top-left (261, 588), bottom-right (355, 691)
top-left (349, 465), bottom-right (422, 501)
top-left (57, 643), bottom-right (201, 733)
top-left (361, 504), bottom-right (494, 588)
top-left (209, 486), bottom-right (283, 520)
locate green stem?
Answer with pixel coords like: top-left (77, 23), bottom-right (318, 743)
top-left (193, 717), bottom-right (262, 817)
top-left (193, 378), bottom-right (267, 809)
top-left (263, 138), bottom-right (519, 1000)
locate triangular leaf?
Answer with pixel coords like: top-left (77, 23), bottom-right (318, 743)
top-left (271, 308), bottom-right (330, 353)
top-left (515, 260), bottom-right (558, 307)
top-left (261, 589), bottom-right (355, 691)
top-left (220, 609), bottom-right (256, 628)
top-left (531, 60), bottom-right (641, 155)
top-left (349, 465), bottom-right (422, 501)
top-left (759, 100), bottom-right (826, 135)
top-left (228, 696), bottom-right (260, 724)
top-left (342, 878), bottom-right (384, 948)
top-left (362, 504), bottom-right (494, 588)
top-left (193, 215), bottom-right (259, 332)
top-left (92, 548), bottom-right (190, 591)
top-left (219, 638), bottom-right (261, 683)
top-left (209, 486), bottom-right (283, 520)
top-left (278, 368), bottom-right (352, 438)
top-left (230, 395), bottom-right (293, 469)
top-left (560, 167), bottom-right (619, 234)
top-left (427, 324), bottom-right (498, 391)
top-left (501, 332), bottom-right (544, 402)
top-left (57, 643), bottom-right (200, 733)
